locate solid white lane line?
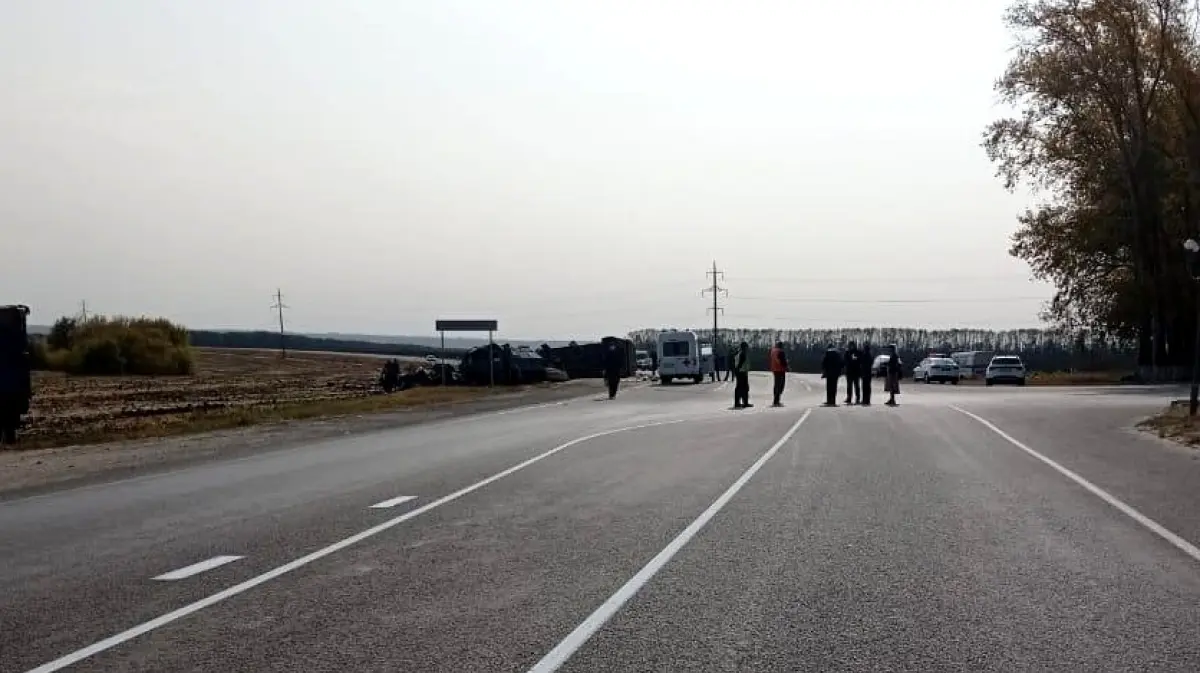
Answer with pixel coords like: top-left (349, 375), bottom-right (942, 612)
top-left (951, 405), bottom-right (1200, 564)
top-left (152, 556), bottom-right (244, 581)
top-left (24, 418), bottom-right (687, 673)
top-left (526, 408), bottom-right (813, 673)
top-left (369, 495), bottom-right (417, 509)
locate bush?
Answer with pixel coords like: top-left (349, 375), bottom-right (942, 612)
top-left (47, 317), bottom-right (77, 351)
top-left (42, 315), bottom-right (194, 376)
top-left (27, 337), bottom-right (49, 371)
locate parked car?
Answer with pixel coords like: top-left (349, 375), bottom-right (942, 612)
top-left (872, 354), bottom-right (891, 378)
top-left (634, 349), bottom-right (653, 371)
top-left (915, 357), bottom-right (960, 384)
top-left (985, 355), bottom-right (1027, 386)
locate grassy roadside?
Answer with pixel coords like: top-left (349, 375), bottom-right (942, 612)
top-left (14, 385), bottom-right (527, 450)
top-left (1138, 401), bottom-right (1200, 447)
top-left (949, 371), bottom-right (1130, 386)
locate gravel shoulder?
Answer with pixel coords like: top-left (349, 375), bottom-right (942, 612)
top-left (0, 378), bottom-right (607, 500)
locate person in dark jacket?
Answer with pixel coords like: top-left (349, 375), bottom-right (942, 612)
top-left (860, 342), bottom-right (874, 406)
top-left (820, 345), bottom-right (843, 406)
top-left (733, 341), bottom-right (753, 408)
top-left (843, 341), bottom-right (862, 405)
top-left (885, 344), bottom-right (903, 406)
top-left (602, 341), bottom-right (623, 399)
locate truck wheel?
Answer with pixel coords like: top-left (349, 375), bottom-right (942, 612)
top-left (661, 376), bottom-right (672, 385)
top-left (693, 375), bottom-right (703, 384)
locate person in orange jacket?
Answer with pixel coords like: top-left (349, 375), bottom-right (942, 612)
top-left (769, 340), bottom-right (788, 407)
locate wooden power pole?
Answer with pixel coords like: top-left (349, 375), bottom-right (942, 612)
top-left (271, 289), bottom-right (289, 358)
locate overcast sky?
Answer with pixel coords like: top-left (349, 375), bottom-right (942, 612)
top-left (1, 0), bottom-right (1048, 340)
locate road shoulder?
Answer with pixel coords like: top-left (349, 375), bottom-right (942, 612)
top-left (0, 379), bottom-right (608, 500)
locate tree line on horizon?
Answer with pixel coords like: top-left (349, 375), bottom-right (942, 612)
top-left (984, 0), bottom-right (1200, 373)
top-left (626, 327), bottom-right (1136, 373)
top-left (188, 330), bottom-right (469, 359)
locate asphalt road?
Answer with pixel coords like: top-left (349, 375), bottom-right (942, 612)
top-left (4, 373), bottom-right (1200, 672)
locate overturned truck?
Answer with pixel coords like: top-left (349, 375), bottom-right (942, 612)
top-left (458, 344), bottom-right (567, 386)
top-left (542, 337), bottom-right (635, 379)
top-left (0, 305), bottom-right (32, 445)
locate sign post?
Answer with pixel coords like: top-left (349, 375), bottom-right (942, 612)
top-left (435, 319), bottom-right (500, 387)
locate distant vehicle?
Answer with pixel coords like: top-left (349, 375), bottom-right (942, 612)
top-left (656, 329), bottom-right (703, 385)
top-left (951, 350), bottom-right (994, 379)
top-left (425, 354), bottom-right (439, 365)
top-left (872, 354), bottom-right (891, 378)
top-left (915, 357), bottom-right (960, 384)
top-left (985, 355), bottom-right (1027, 386)
top-left (634, 349), bottom-right (653, 371)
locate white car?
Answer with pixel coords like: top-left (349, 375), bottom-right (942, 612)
top-left (915, 357), bottom-right (960, 384)
top-left (985, 355), bottom-right (1027, 386)
top-left (634, 349), bottom-right (653, 370)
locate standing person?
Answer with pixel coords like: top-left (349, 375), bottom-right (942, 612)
top-left (860, 341), bottom-right (874, 406)
top-left (885, 344), bottom-right (903, 406)
top-left (820, 344), bottom-right (843, 407)
top-left (724, 346), bottom-right (734, 381)
top-left (602, 341), bottom-right (622, 399)
top-left (843, 340), bottom-right (862, 405)
top-left (733, 340), bottom-right (753, 408)
top-left (769, 340), bottom-right (788, 407)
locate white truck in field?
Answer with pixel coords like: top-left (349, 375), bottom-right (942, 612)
top-left (656, 329), bottom-right (704, 384)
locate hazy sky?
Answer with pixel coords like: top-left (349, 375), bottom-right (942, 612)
top-left (2, 0), bottom-right (1048, 340)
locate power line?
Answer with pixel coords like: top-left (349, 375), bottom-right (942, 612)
top-left (271, 288), bottom-right (289, 358)
top-left (701, 261), bottom-right (728, 347)
top-left (732, 295), bottom-right (1048, 305)
top-left (727, 274), bottom-right (1039, 284)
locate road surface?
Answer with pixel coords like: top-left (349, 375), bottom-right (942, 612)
top-left (3, 373), bottom-right (1200, 672)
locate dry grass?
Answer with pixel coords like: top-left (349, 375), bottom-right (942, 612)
top-left (1138, 401), bottom-right (1200, 447)
top-left (1026, 370), bottom-right (1129, 386)
top-left (952, 371), bottom-right (1130, 386)
top-left (16, 348), bottom-right (507, 449)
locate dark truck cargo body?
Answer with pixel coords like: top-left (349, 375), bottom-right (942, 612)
top-left (546, 337), bottom-right (635, 379)
top-left (0, 305), bottom-right (32, 444)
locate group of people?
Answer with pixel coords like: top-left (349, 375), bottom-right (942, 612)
top-left (755, 340), bottom-right (903, 408)
top-left (818, 341), bottom-right (902, 407)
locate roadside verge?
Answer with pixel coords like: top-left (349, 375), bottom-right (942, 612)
top-left (0, 379), bottom-right (608, 500)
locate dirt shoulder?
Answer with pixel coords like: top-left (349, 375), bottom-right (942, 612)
top-left (0, 377), bottom-right (607, 499)
top-left (1137, 400), bottom-right (1200, 448)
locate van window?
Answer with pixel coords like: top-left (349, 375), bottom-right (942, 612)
top-left (662, 341), bottom-right (691, 357)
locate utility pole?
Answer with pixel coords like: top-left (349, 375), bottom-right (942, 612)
top-left (271, 289), bottom-right (289, 358)
top-left (701, 261), bottom-right (728, 350)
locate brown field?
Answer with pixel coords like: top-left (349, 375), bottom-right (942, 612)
top-left (18, 348), bottom-right (502, 449)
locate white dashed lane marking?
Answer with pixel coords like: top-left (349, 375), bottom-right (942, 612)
top-left (369, 495), bottom-right (417, 509)
top-left (153, 556), bottom-right (244, 581)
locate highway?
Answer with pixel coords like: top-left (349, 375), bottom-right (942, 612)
top-left (3, 373), bottom-right (1200, 672)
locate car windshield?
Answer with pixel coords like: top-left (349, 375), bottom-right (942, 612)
top-left (662, 341), bottom-right (690, 357)
top-left (933, 358), bottom-right (957, 366)
top-left (993, 357), bottom-right (1022, 365)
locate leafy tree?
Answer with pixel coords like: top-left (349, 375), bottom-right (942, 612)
top-left (984, 0), bottom-right (1200, 371)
